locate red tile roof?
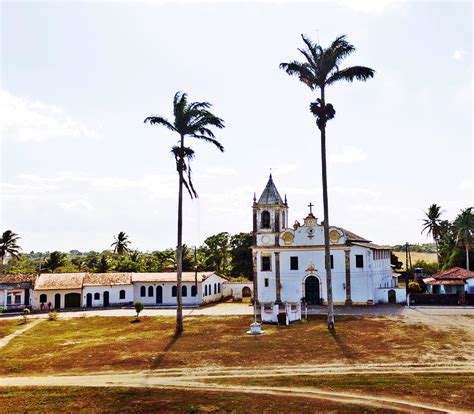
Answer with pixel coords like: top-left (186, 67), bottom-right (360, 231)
top-left (83, 273), bottom-right (132, 286)
top-left (423, 277), bottom-right (465, 286)
top-left (432, 267), bottom-right (474, 280)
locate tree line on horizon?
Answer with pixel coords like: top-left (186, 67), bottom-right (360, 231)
top-left (0, 230), bottom-right (253, 279)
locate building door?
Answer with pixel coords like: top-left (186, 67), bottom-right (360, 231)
top-left (388, 289), bottom-right (396, 304)
top-left (86, 293), bottom-right (92, 307)
top-left (64, 293), bottom-right (80, 308)
top-left (156, 286), bottom-right (163, 304)
top-left (305, 276), bottom-right (320, 305)
top-left (54, 293), bottom-right (61, 309)
top-left (103, 291), bottom-right (110, 307)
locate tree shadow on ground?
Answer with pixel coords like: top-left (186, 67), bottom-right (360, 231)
top-left (149, 332), bottom-right (182, 370)
top-left (329, 329), bottom-right (356, 361)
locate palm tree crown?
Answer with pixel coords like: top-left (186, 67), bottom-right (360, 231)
top-left (421, 204), bottom-right (444, 241)
top-left (0, 230), bottom-right (22, 265)
top-left (111, 231), bottom-right (131, 256)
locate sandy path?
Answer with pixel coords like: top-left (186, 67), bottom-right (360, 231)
top-left (0, 319), bottom-right (42, 349)
top-left (1, 362), bottom-right (473, 414)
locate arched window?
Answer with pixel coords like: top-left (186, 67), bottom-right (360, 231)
top-left (261, 211), bottom-right (271, 229)
top-left (214, 283), bottom-right (217, 295)
top-left (119, 290), bottom-right (126, 300)
top-left (182, 285), bottom-right (187, 297)
top-left (172, 286), bottom-right (177, 297)
top-left (282, 211), bottom-right (286, 228)
top-left (191, 285), bottom-right (197, 297)
top-left (140, 286), bottom-right (146, 297)
top-left (218, 283), bottom-right (221, 293)
top-left (94, 292), bottom-right (100, 300)
top-left (40, 294), bottom-right (47, 303)
top-left (148, 286), bottom-right (154, 297)
top-left (204, 285), bottom-right (207, 296)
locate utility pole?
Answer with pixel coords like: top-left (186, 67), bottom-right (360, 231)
top-left (405, 242), bottom-right (410, 294)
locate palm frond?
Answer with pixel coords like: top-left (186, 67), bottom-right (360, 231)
top-left (279, 61), bottom-right (317, 89)
top-left (326, 66), bottom-right (375, 85)
top-left (191, 134), bottom-right (224, 152)
top-left (143, 116), bottom-right (176, 132)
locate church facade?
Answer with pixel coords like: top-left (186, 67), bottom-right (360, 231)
top-left (252, 175), bottom-right (405, 323)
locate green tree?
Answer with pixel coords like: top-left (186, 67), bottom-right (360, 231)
top-left (0, 230), bottom-right (22, 271)
top-left (144, 92), bottom-right (225, 334)
top-left (202, 232), bottom-right (231, 274)
top-left (229, 232), bottom-right (253, 278)
top-left (453, 207), bottom-right (474, 270)
top-left (421, 204), bottom-right (444, 269)
top-left (280, 35), bottom-right (374, 330)
top-left (96, 254), bottom-right (110, 273)
top-left (42, 251), bottom-right (68, 272)
top-left (111, 231), bottom-right (131, 256)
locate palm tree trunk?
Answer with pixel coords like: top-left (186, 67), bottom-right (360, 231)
top-left (175, 135), bottom-right (185, 334)
top-left (466, 243), bottom-right (470, 271)
top-left (320, 87), bottom-right (335, 331)
top-left (435, 240), bottom-right (440, 271)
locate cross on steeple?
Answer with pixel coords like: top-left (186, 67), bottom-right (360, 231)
top-left (308, 202), bottom-right (314, 215)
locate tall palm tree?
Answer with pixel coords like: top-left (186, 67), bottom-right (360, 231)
top-left (144, 92), bottom-right (224, 334)
top-left (0, 230), bottom-right (22, 271)
top-left (111, 231), bottom-right (131, 256)
top-left (280, 35), bottom-right (374, 330)
top-left (453, 207), bottom-right (473, 270)
top-left (421, 204), bottom-right (444, 270)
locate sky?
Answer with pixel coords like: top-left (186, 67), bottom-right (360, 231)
top-left (1, 0), bottom-right (472, 253)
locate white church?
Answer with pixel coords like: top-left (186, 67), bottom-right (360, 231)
top-left (252, 175), bottom-right (405, 324)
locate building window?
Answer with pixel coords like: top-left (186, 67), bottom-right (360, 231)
top-left (140, 286), bottom-right (146, 297)
top-left (148, 286), bottom-right (154, 297)
top-left (7, 295), bottom-right (12, 305)
top-left (218, 283), bottom-right (221, 293)
top-left (191, 285), bottom-right (197, 297)
top-left (330, 255), bottom-right (334, 269)
top-left (204, 285), bottom-right (207, 296)
top-left (40, 294), bottom-right (47, 303)
top-left (182, 285), bottom-right (187, 297)
top-left (261, 211), bottom-right (271, 229)
top-left (264, 278), bottom-right (269, 287)
top-left (282, 211), bottom-right (286, 228)
top-left (290, 256), bottom-right (298, 270)
top-left (214, 283), bottom-right (217, 295)
top-left (355, 255), bottom-right (364, 268)
top-left (261, 256), bottom-right (271, 271)
top-left (172, 286), bottom-right (177, 297)
top-left (119, 290), bottom-right (126, 300)
top-left (94, 293), bottom-right (100, 300)
top-left (15, 295), bottom-right (21, 304)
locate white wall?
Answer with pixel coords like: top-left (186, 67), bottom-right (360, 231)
top-left (223, 282), bottom-right (253, 300)
top-left (202, 274), bottom-right (225, 304)
top-left (133, 282), bottom-right (201, 306)
top-left (82, 285), bottom-right (134, 307)
top-left (374, 287), bottom-right (406, 304)
top-left (32, 289), bottom-right (82, 310)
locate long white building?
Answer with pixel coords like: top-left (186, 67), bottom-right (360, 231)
top-left (252, 175), bottom-right (404, 323)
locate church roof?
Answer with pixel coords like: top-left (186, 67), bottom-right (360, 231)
top-left (341, 228), bottom-right (371, 243)
top-left (257, 174), bottom-right (285, 205)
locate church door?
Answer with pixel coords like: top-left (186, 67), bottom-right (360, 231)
top-left (103, 291), bottom-right (110, 307)
top-left (86, 293), bottom-right (92, 307)
top-left (156, 286), bottom-right (163, 304)
top-left (54, 293), bottom-right (61, 309)
top-left (305, 276), bottom-right (320, 305)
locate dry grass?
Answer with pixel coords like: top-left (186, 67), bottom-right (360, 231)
top-left (393, 251), bottom-right (437, 269)
top-left (210, 373), bottom-right (474, 411)
top-left (0, 315), bottom-right (467, 376)
top-left (0, 319), bottom-right (27, 339)
top-left (0, 386), bottom-right (392, 413)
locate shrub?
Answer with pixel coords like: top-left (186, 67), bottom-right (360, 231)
top-left (134, 301), bottom-right (144, 319)
top-left (408, 281), bottom-right (422, 293)
top-left (48, 312), bottom-right (58, 321)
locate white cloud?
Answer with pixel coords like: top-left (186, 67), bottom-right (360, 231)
top-left (335, 0), bottom-right (402, 13)
top-left (453, 49), bottom-right (466, 61)
top-left (329, 146), bottom-right (368, 164)
top-left (60, 200), bottom-right (94, 211)
top-left (0, 89), bottom-right (100, 142)
top-left (459, 180), bottom-right (473, 191)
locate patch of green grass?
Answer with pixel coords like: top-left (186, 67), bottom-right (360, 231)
top-left (0, 319), bottom-right (27, 339)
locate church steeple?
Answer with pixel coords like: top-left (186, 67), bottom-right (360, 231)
top-left (257, 174), bottom-right (285, 206)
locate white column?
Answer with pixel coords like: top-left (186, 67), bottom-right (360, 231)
top-left (3, 289), bottom-right (8, 310)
